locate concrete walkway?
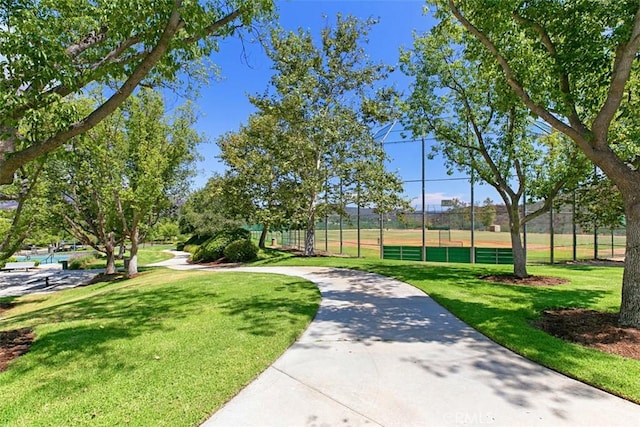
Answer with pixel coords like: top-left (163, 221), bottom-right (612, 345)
top-left (152, 252), bottom-right (640, 426)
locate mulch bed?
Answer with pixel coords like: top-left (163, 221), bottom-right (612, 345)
top-left (535, 308), bottom-right (640, 360)
top-left (481, 274), bottom-right (640, 359)
top-left (0, 327), bottom-right (34, 372)
top-left (480, 274), bottom-right (569, 286)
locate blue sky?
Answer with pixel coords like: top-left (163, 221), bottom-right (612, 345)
top-left (178, 0), bottom-right (500, 208)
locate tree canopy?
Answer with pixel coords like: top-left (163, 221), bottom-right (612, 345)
top-left (401, 20), bottom-right (588, 277)
top-left (0, 0), bottom-right (273, 185)
top-left (433, 0), bottom-right (640, 325)
top-left (225, 15), bottom-right (406, 255)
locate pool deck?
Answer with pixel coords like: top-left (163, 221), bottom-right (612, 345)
top-left (0, 263), bottom-right (100, 297)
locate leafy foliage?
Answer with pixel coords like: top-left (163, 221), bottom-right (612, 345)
top-left (178, 234), bottom-right (213, 252)
top-left (191, 227), bottom-right (250, 262)
top-left (433, 0), bottom-right (640, 324)
top-left (224, 239), bottom-right (259, 262)
top-left (216, 15), bottom-right (408, 256)
top-left (573, 173), bottom-right (625, 233)
top-left (179, 174), bottom-right (246, 237)
top-left (46, 89), bottom-right (201, 275)
top-left (0, 0), bottom-right (274, 184)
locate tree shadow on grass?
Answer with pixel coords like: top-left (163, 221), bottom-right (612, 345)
top-left (3, 284), bottom-right (219, 379)
top-left (218, 280), bottom-right (319, 337)
top-left (346, 263), bottom-right (628, 406)
top-left (396, 291), bottom-right (635, 412)
top-left (310, 265), bottom-right (629, 413)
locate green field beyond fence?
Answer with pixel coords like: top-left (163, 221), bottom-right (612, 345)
top-left (256, 227), bottom-right (626, 264)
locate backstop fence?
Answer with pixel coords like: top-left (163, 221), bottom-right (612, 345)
top-left (251, 201), bottom-right (626, 265)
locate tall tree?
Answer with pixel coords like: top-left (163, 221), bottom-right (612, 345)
top-left (401, 23), bottom-right (588, 277)
top-left (0, 0), bottom-right (273, 185)
top-left (435, 1), bottom-right (640, 326)
top-left (179, 174), bottom-right (246, 238)
top-left (249, 15), bottom-right (405, 255)
top-left (48, 89), bottom-right (201, 276)
top-left (47, 115), bottom-right (125, 274)
top-left (217, 113), bottom-right (306, 248)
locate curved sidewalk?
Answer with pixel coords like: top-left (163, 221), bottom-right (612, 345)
top-left (153, 253), bottom-right (640, 426)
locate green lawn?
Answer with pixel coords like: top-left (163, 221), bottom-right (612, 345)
top-left (252, 254), bottom-right (640, 403)
top-left (76, 244), bottom-right (175, 270)
top-left (136, 244), bottom-right (176, 265)
top-left (3, 248), bottom-right (638, 425)
top-left (0, 269), bottom-right (320, 426)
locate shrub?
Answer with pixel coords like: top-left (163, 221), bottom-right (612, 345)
top-left (224, 239), bottom-right (259, 263)
top-left (178, 234), bottom-right (212, 251)
top-left (183, 244), bottom-right (200, 254)
top-left (191, 235), bottom-right (228, 262)
top-left (190, 227), bottom-right (251, 263)
top-left (219, 227), bottom-right (251, 241)
top-left (68, 254), bottom-right (95, 270)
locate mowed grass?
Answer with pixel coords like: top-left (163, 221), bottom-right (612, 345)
top-left (78, 245), bottom-right (175, 270)
top-left (252, 254), bottom-right (640, 402)
top-left (0, 269), bottom-right (320, 426)
top-left (136, 244), bottom-right (176, 265)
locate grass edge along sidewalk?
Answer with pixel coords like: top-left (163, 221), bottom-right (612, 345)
top-left (253, 253), bottom-right (640, 404)
top-left (0, 269), bottom-right (320, 426)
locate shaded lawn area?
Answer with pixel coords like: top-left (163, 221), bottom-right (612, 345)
top-left (74, 245), bottom-right (175, 270)
top-left (0, 269), bottom-right (320, 426)
top-left (252, 254), bottom-right (640, 403)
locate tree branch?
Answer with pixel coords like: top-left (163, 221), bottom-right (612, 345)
top-left (593, 7), bottom-right (640, 146)
top-left (447, 0), bottom-right (590, 145)
top-left (0, 3), bottom-right (245, 184)
top-left (512, 11), bottom-right (584, 132)
top-left (66, 26), bottom-right (109, 58)
top-left (87, 35), bottom-right (142, 72)
top-left (0, 4), bottom-right (185, 184)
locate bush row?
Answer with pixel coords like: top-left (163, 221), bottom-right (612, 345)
top-left (180, 228), bottom-right (258, 263)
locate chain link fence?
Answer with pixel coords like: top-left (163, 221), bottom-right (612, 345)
top-left (254, 200), bottom-right (626, 264)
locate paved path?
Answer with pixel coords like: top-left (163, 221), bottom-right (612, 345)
top-left (152, 252), bottom-right (640, 426)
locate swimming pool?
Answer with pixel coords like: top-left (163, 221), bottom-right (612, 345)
top-left (15, 253), bottom-right (72, 264)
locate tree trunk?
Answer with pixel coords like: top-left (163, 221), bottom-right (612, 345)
top-left (258, 224), bottom-right (269, 249)
top-left (619, 201), bottom-right (640, 327)
top-left (510, 228), bottom-right (528, 278)
top-left (105, 249), bottom-right (117, 275)
top-left (127, 227), bottom-right (139, 277)
top-left (304, 209), bottom-right (316, 256)
top-left (304, 225), bottom-right (315, 256)
top-left (507, 203), bottom-right (529, 278)
top-left (104, 233), bottom-right (117, 275)
top-left (303, 196), bottom-right (318, 256)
